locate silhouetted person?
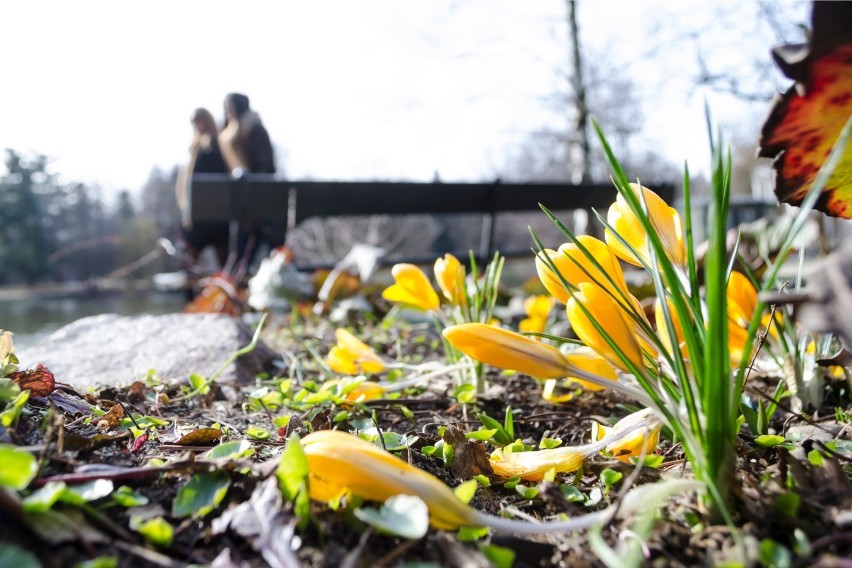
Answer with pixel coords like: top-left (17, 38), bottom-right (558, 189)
top-left (176, 108), bottom-right (231, 266)
top-left (218, 93), bottom-right (276, 175)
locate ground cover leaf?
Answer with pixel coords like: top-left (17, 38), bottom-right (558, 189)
top-left (0, 544), bottom-right (41, 568)
top-left (172, 470), bottom-right (231, 518)
top-left (759, 2), bottom-right (852, 218)
top-left (354, 494), bottom-right (430, 539)
top-left (0, 444), bottom-right (38, 489)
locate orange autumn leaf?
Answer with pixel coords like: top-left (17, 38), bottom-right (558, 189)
top-left (9, 364), bottom-right (56, 398)
top-left (758, 2), bottom-right (852, 219)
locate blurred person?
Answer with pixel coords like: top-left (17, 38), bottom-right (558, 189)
top-left (218, 93), bottom-right (276, 175)
top-left (176, 108), bottom-right (230, 267)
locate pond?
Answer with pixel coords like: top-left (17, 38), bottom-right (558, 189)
top-left (1, 288), bottom-right (187, 359)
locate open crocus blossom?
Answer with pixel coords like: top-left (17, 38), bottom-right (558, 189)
top-left (605, 183), bottom-right (686, 269)
top-left (320, 378), bottom-right (387, 403)
top-left (382, 263), bottom-right (440, 311)
top-left (535, 236), bottom-right (630, 304)
top-left (326, 328), bottom-right (386, 375)
top-left (301, 429), bottom-right (699, 533)
top-left (591, 408), bottom-right (662, 463)
top-left (434, 253), bottom-right (466, 307)
top-left (566, 283), bottom-right (650, 372)
top-left (726, 271), bottom-right (758, 328)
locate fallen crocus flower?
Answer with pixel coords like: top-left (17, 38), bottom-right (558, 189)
top-left (326, 328), bottom-right (386, 375)
top-left (300, 427), bottom-right (695, 533)
top-left (382, 263), bottom-right (440, 311)
top-left (591, 408), bottom-right (662, 463)
top-left (490, 408), bottom-right (661, 480)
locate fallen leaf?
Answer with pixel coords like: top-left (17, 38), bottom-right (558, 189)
top-left (443, 427), bottom-right (494, 480)
top-left (175, 427), bottom-right (224, 446)
top-left (759, 2), bottom-right (852, 218)
top-left (9, 364), bottom-right (55, 398)
top-left (98, 404), bottom-right (124, 431)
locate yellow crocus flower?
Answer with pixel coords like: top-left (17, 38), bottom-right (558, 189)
top-left (321, 378), bottom-right (387, 403)
top-left (519, 294), bottom-right (554, 335)
top-left (564, 346), bottom-right (619, 391)
top-left (566, 283), bottom-right (648, 371)
top-left (535, 236), bottom-right (629, 304)
top-left (654, 295), bottom-right (690, 357)
top-left (302, 429), bottom-right (479, 529)
top-left (605, 184), bottom-right (686, 269)
top-left (434, 253), bottom-right (467, 307)
top-left (726, 272), bottom-right (758, 328)
top-left (490, 445), bottom-right (590, 481)
top-left (591, 408), bottom-right (662, 463)
top-left (326, 328), bottom-right (386, 375)
top-left (382, 263), bottom-right (440, 311)
top-left (443, 323), bottom-right (571, 380)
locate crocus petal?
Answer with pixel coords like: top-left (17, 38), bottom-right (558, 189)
top-left (519, 316), bottom-right (546, 335)
top-left (489, 445), bottom-right (591, 481)
top-left (566, 283), bottom-right (645, 371)
top-left (726, 271), bottom-right (758, 328)
top-left (302, 430), bottom-right (478, 529)
top-left (535, 236), bottom-right (629, 304)
top-left (326, 329), bottom-right (386, 375)
top-left (654, 296), bottom-right (688, 358)
top-left (434, 254), bottom-right (466, 307)
top-left (564, 346), bottom-right (618, 392)
top-left (382, 264), bottom-right (440, 311)
top-left (443, 323), bottom-right (571, 379)
top-left (592, 408), bottom-right (662, 462)
top-left (524, 294), bottom-right (554, 321)
top-left (605, 184), bottom-right (685, 268)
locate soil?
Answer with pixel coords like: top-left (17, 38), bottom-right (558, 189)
top-left (1, 314), bottom-right (851, 568)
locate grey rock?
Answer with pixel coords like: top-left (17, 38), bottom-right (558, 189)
top-left (25, 313), bottom-right (280, 391)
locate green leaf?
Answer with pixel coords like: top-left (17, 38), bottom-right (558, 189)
top-left (479, 543), bottom-right (515, 568)
top-left (0, 378), bottom-right (21, 402)
top-left (600, 468), bottom-right (623, 494)
top-left (187, 373), bottom-right (210, 396)
top-left (172, 471), bottom-right (230, 518)
top-left (111, 486), bottom-right (149, 507)
top-left (130, 516), bottom-right (174, 548)
top-left (354, 494), bottom-right (429, 539)
top-left (514, 484), bottom-right (539, 500)
top-left (22, 482), bottom-right (67, 513)
top-left (0, 444), bottom-right (38, 490)
top-left (457, 526), bottom-right (489, 542)
top-left (473, 475), bottom-right (491, 488)
top-left (0, 390), bottom-right (29, 426)
top-left (560, 484), bottom-right (585, 502)
top-left (246, 426), bottom-right (271, 440)
top-left (539, 437), bottom-right (562, 449)
top-left (74, 556), bottom-right (118, 568)
top-left (277, 433), bottom-right (309, 502)
top-left (59, 479), bottom-right (114, 505)
top-left (755, 435), bottom-right (786, 448)
top-left (453, 479), bottom-right (478, 504)
top-left (503, 477), bottom-right (520, 489)
top-left (476, 412), bottom-right (511, 446)
top-left (0, 544), bottom-right (41, 568)
top-left (629, 454), bottom-right (665, 468)
top-left (204, 439), bottom-right (253, 460)
top-left (466, 429), bottom-right (498, 441)
top-left (758, 538), bottom-right (792, 568)
top-left (773, 492), bottom-right (800, 517)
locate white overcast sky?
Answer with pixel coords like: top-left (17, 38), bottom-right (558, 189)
top-left (0, 0), bottom-right (809, 196)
